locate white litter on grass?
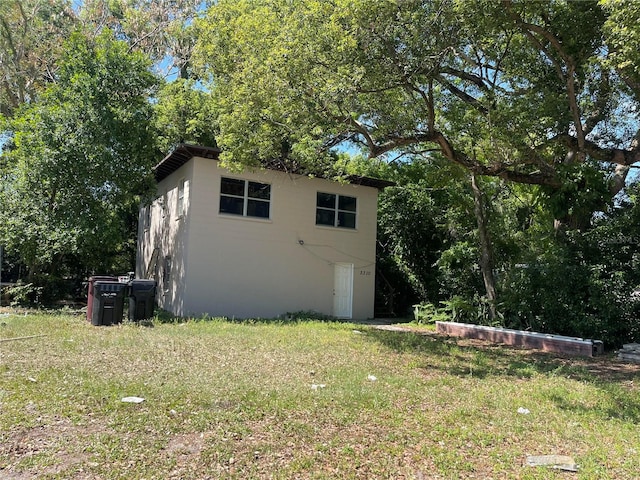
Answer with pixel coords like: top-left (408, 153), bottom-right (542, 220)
top-left (311, 384), bottom-right (326, 390)
top-left (517, 407), bottom-right (530, 415)
top-left (526, 455), bottom-right (578, 472)
top-left (352, 330), bottom-right (363, 335)
top-left (367, 375), bottom-right (377, 382)
top-left (121, 396), bottom-right (145, 404)
top-left (27, 377), bottom-right (37, 383)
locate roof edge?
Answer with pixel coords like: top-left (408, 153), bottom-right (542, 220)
top-left (153, 143), bottom-right (395, 189)
top-left (154, 143), bottom-right (221, 182)
top-left (343, 174), bottom-right (396, 190)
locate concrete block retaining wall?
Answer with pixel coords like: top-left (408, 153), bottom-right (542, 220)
top-left (436, 321), bottom-right (603, 357)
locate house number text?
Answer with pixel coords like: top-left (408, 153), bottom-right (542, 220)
top-left (359, 270), bottom-right (372, 276)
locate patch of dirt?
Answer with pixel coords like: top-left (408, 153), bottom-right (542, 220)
top-left (0, 415), bottom-right (101, 478)
top-left (164, 432), bottom-right (206, 459)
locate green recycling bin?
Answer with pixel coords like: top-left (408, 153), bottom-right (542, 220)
top-left (128, 279), bottom-right (156, 321)
top-left (91, 281), bottom-right (126, 326)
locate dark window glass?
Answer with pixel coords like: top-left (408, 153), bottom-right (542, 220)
top-left (177, 179), bottom-right (185, 217)
top-left (338, 212), bottom-right (356, 229)
top-left (220, 177), bottom-right (245, 196)
top-left (163, 256), bottom-right (171, 285)
top-left (317, 192), bottom-right (336, 209)
top-left (248, 181), bottom-right (271, 200)
top-left (316, 209), bottom-right (335, 226)
top-left (338, 195), bottom-right (357, 212)
top-left (316, 192), bottom-right (357, 228)
top-left (219, 196), bottom-right (244, 215)
top-left (247, 199), bottom-right (270, 218)
top-left (220, 177), bottom-right (271, 218)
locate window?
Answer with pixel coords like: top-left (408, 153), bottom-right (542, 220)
top-left (176, 178), bottom-right (185, 218)
top-left (219, 177), bottom-right (271, 219)
top-left (316, 192), bottom-right (357, 229)
top-left (163, 255), bottom-right (171, 291)
top-left (161, 192), bottom-right (168, 226)
top-left (143, 204), bottom-right (151, 231)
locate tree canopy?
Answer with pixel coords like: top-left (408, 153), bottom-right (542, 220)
top-left (80, 0), bottom-right (204, 78)
top-left (0, 30), bottom-right (158, 287)
top-left (0, 0), bottom-right (76, 117)
top-left (194, 0), bottom-right (639, 216)
top-left (0, 0), bottom-right (219, 301)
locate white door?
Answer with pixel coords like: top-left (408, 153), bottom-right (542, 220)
top-left (333, 263), bottom-right (354, 319)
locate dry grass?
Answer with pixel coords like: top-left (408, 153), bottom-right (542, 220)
top-left (0, 310), bottom-right (639, 479)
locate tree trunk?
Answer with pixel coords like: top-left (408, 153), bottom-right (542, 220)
top-left (471, 174), bottom-right (497, 321)
top-left (27, 259), bottom-right (38, 283)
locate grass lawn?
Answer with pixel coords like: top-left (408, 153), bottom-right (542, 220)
top-left (1, 310), bottom-right (639, 479)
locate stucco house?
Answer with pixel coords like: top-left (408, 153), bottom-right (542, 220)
top-left (136, 144), bottom-right (393, 320)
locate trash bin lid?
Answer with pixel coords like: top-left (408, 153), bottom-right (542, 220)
top-left (129, 279), bottom-right (157, 292)
top-left (89, 275), bottom-right (117, 283)
top-left (94, 281), bottom-right (128, 292)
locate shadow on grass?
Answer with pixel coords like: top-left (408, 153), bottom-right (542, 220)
top-left (365, 328), bottom-right (640, 422)
top-left (547, 388), bottom-right (640, 423)
top-left (367, 327), bottom-right (640, 422)
top-left (366, 328), bottom-right (639, 382)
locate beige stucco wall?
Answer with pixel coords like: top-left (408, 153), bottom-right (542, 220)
top-left (136, 160), bottom-right (193, 314)
top-left (138, 156), bottom-right (380, 319)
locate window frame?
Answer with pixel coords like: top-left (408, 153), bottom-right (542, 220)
top-left (143, 204), bottom-right (151, 231)
top-left (315, 192), bottom-right (357, 229)
top-left (176, 178), bottom-right (185, 219)
top-left (219, 177), bottom-right (271, 219)
top-left (163, 255), bottom-right (172, 292)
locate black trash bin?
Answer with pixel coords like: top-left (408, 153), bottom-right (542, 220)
top-left (91, 281), bottom-right (127, 326)
top-left (128, 279), bottom-right (156, 321)
top-left (87, 276), bottom-right (117, 322)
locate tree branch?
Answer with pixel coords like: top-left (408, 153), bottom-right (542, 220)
top-left (583, 70), bottom-right (611, 136)
top-left (555, 133), bottom-right (640, 166)
top-left (436, 75), bottom-right (489, 115)
top-left (503, 1), bottom-right (565, 82)
top-left (368, 132), bottom-right (442, 158)
top-left (346, 117), bottom-right (380, 155)
top-left (440, 66), bottom-right (490, 92)
top-left (427, 78), bottom-right (435, 133)
top-left (503, 1), bottom-right (586, 153)
top-left (361, 127), bottom-right (561, 187)
top-left (618, 71), bottom-right (640, 99)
